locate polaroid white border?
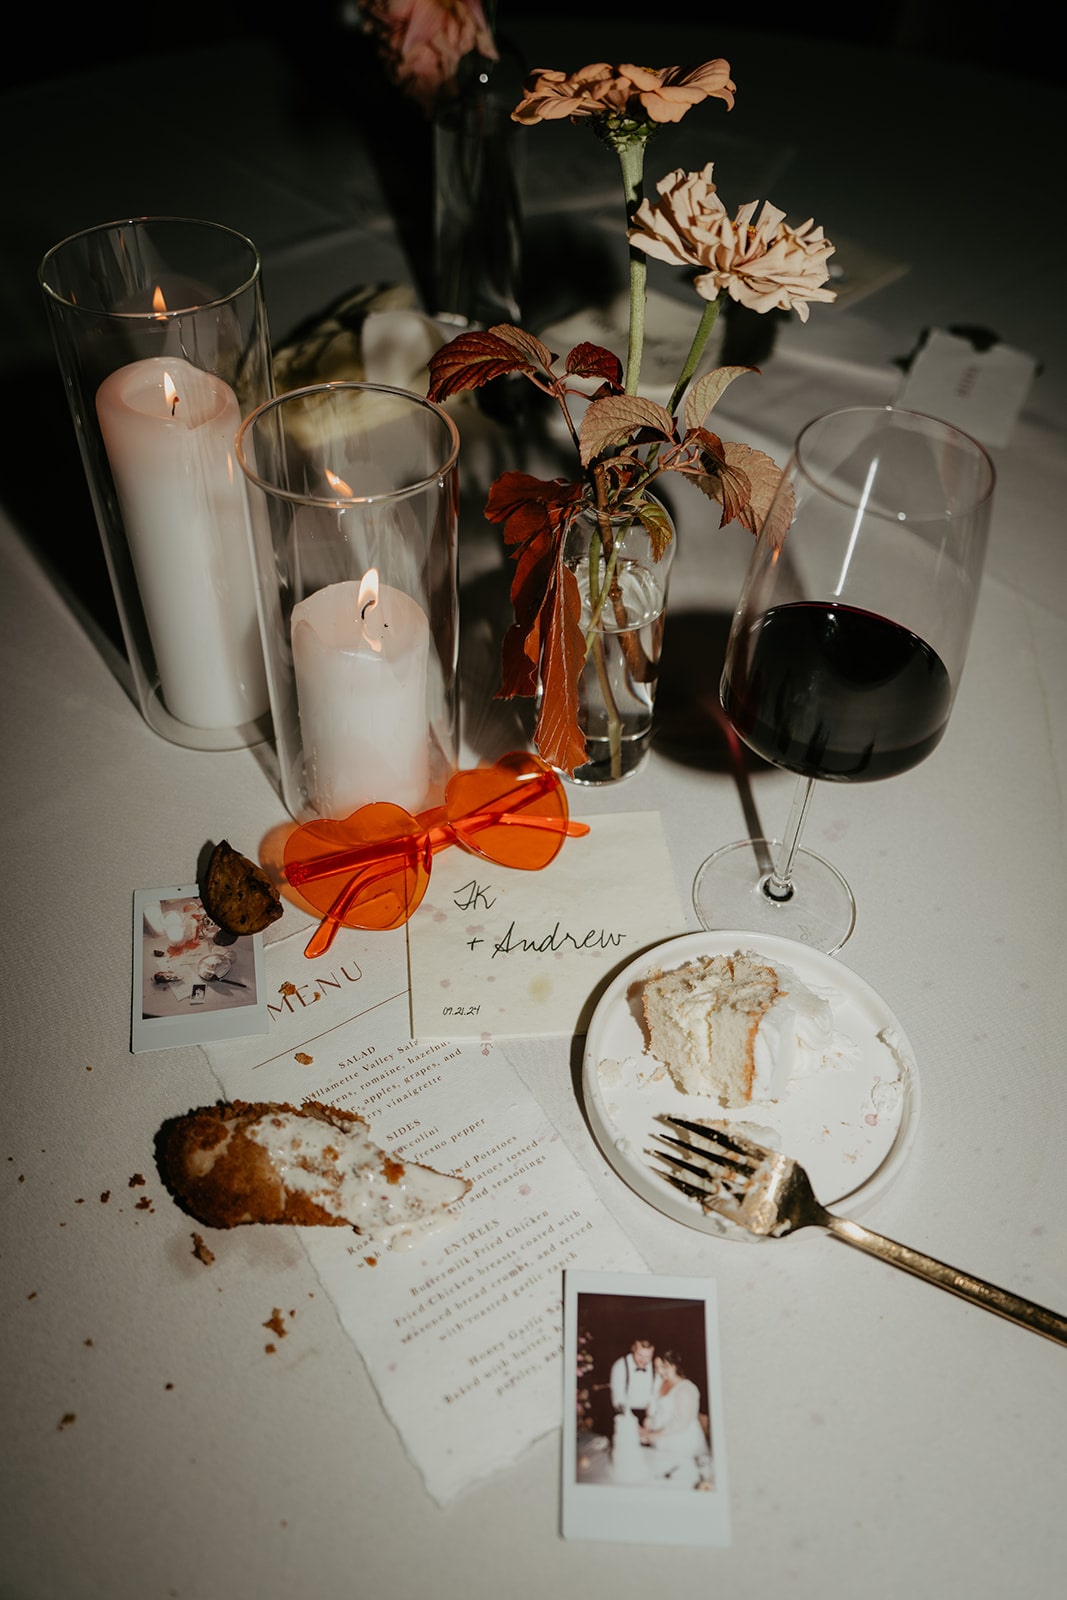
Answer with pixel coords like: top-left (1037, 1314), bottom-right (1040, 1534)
top-left (561, 1269), bottom-right (731, 1548)
top-left (132, 886), bottom-right (268, 1053)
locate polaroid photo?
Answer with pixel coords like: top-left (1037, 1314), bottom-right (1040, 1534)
top-left (562, 1269), bottom-right (730, 1548)
top-left (132, 886), bottom-right (268, 1053)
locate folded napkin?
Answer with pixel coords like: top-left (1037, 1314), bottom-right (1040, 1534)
top-left (272, 283), bottom-right (446, 397)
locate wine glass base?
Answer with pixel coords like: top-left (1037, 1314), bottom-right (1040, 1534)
top-left (692, 839), bottom-right (857, 954)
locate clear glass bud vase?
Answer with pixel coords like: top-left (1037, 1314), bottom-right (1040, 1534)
top-left (432, 47), bottom-right (524, 329)
top-left (562, 495), bottom-right (676, 785)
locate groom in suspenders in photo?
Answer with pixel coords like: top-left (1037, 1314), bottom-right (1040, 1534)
top-left (610, 1338), bottom-right (656, 1432)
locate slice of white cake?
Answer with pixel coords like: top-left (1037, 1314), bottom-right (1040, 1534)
top-left (641, 950), bottom-right (833, 1106)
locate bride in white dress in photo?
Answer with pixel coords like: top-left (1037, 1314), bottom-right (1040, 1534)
top-left (639, 1352), bottom-right (711, 1490)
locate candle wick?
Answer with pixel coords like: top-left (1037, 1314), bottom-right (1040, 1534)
top-left (170, 395), bottom-right (180, 418)
top-left (360, 599), bottom-right (375, 622)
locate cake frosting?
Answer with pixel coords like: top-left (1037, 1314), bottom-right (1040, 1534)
top-left (641, 950), bottom-right (834, 1106)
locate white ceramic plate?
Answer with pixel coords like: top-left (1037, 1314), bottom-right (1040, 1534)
top-left (582, 931), bottom-right (921, 1239)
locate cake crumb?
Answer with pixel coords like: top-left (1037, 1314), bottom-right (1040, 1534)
top-left (191, 1233), bottom-right (215, 1265)
top-left (295, 1052), bottom-right (314, 1065)
top-left (264, 1308), bottom-right (288, 1339)
top-left (100, 1191), bottom-right (111, 1203)
top-left (58, 1413), bottom-right (76, 1430)
top-left (264, 1342), bottom-right (277, 1354)
top-left (129, 1174), bottom-right (146, 1188)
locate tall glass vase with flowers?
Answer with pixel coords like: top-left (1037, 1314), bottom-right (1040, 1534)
top-left (356, 0), bottom-right (523, 327)
top-left (427, 56), bottom-right (837, 782)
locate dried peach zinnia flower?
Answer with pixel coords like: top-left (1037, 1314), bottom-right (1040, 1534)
top-left (630, 163), bottom-right (836, 321)
top-left (512, 60), bottom-right (735, 127)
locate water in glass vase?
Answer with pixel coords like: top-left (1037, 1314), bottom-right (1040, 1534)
top-left (721, 601), bottom-right (953, 782)
top-left (570, 559), bottom-right (668, 785)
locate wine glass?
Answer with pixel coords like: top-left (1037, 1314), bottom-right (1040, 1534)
top-left (693, 405), bottom-right (995, 952)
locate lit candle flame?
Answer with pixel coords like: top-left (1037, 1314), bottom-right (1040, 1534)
top-left (151, 285), bottom-right (168, 317)
top-left (325, 468), bottom-right (354, 498)
top-left (357, 569), bottom-right (382, 654)
top-left (163, 370), bottom-right (180, 418)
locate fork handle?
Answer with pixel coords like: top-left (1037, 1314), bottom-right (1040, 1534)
top-left (824, 1217), bottom-right (1067, 1345)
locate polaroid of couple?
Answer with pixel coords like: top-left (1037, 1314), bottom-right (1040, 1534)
top-left (562, 1271), bottom-right (730, 1547)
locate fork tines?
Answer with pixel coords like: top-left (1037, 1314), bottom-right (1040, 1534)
top-left (646, 1116), bottom-right (760, 1212)
top-left (657, 1116), bottom-right (765, 1170)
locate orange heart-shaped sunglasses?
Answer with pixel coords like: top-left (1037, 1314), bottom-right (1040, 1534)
top-left (284, 751), bottom-right (590, 957)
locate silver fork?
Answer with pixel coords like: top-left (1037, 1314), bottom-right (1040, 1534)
top-left (649, 1116), bottom-right (1067, 1346)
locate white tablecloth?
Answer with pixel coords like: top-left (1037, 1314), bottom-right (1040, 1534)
top-left (2, 22), bottom-right (1063, 1600)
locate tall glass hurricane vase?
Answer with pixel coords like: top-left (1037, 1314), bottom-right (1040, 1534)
top-left (236, 382), bottom-right (461, 823)
top-left (693, 405), bottom-right (994, 951)
top-left (39, 217), bottom-right (274, 749)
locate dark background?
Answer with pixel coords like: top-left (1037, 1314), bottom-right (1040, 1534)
top-left (2, 2), bottom-right (1060, 90)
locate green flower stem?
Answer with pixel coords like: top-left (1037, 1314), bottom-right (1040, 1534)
top-left (585, 538), bottom-right (620, 642)
top-left (666, 294), bottom-right (723, 415)
top-left (638, 296), bottom-right (726, 484)
top-left (589, 628), bottom-right (623, 778)
top-left (614, 135), bottom-right (649, 397)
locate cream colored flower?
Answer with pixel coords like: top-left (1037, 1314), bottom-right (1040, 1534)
top-left (629, 166), bottom-right (836, 321)
top-left (512, 59), bottom-right (735, 126)
top-left (628, 163), bottom-right (730, 264)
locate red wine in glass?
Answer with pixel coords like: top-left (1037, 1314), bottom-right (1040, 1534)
top-left (721, 601), bottom-right (954, 784)
top-left (693, 407), bottom-right (994, 952)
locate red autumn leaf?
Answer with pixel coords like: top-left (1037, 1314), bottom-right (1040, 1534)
top-left (720, 440), bottom-right (790, 538)
top-left (683, 425), bottom-right (727, 472)
top-left (712, 454), bottom-right (752, 526)
top-left (426, 329), bottom-right (540, 403)
top-left (578, 394), bottom-right (677, 466)
top-left (487, 324), bottom-right (557, 371)
top-left (532, 563), bottom-right (588, 774)
top-left (484, 472), bottom-right (589, 770)
top-left (682, 365), bottom-right (755, 433)
top-left (485, 472), bottom-right (584, 545)
top-left (565, 342), bottom-right (624, 390)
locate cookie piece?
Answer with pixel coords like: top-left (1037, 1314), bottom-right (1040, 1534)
top-left (201, 840), bottom-right (282, 937)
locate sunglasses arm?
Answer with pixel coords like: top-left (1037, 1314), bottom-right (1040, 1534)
top-left (300, 852), bottom-right (424, 957)
top-left (286, 830), bottom-right (429, 890)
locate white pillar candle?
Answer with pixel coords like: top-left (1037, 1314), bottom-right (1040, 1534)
top-left (96, 355), bottom-right (269, 731)
top-left (291, 575), bottom-right (431, 817)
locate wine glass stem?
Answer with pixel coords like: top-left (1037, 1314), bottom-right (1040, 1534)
top-left (766, 776), bottom-right (816, 901)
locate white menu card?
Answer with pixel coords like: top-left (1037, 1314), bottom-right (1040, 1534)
top-left (200, 922), bottom-right (646, 1504)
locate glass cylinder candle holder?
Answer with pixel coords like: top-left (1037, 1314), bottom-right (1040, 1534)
top-left (39, 217), bottom-right (274, 749)
top-left (235, 382), bottom-right (461, 822)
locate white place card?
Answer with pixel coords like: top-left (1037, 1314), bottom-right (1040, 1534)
top-left (896, 326), bottom-right (1038, 447)
top-left (407, 811), bottom-right (687, 1040)
top-left (199, 923), bottom-right (645, 1504)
